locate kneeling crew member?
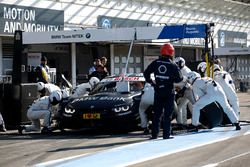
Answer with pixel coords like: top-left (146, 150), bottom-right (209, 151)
top-left (18, 91), bottom-right (62, 134)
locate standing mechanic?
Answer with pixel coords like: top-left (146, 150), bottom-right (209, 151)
top-left (173, 57), bottom-right (191, 125)
top-left (36, 56), bottom-right (50, 83)
top-left (143, 43), bottom-right (183, 139)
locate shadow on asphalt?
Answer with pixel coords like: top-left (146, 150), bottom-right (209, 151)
top-left (0, 128), bottom-right (150, 141)
top-left (47, 139), bottom-right (146, 153)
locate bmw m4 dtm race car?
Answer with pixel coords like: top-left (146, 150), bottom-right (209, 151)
top-left (57, 74), bottom-right (145, 130)
top-left (57, 73), bottom-right (229, 132)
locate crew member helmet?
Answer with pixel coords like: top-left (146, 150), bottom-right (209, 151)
top-left (161, 43), bottom-right (175, 57)
top-left (187, 71), bottom-right (201, 84)
top-left (49, 91), bottom-right (62, 105)
top-left (37, 82), bottom-right (45, 92)
top-left (197, 62), bottom-right (207, 73)
top-left (174, 57), bottom-right (185, 69)
top-left (89, 77), bottom-right (100, 88)
top-left (211, 64), bottom-right (222, 72)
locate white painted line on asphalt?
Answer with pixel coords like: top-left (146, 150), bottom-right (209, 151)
top-left (35, 126), bottom-right (247, 167)
top-left (201, 164), bottom-right (218, 167)
top-left (34, 153), bottom-right (88, 167)
top-left (243, 130), bottom-right (250, 136)
top-left (201, 150), bottom-right (250, 167)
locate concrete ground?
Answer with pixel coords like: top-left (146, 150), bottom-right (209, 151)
top-left (0, 92), bottom-right (249, 167)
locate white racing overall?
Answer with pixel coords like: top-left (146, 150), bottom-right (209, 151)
top-left (191, 78), bottom-right (238, 126)
top-left (24, 96), bottom-right (51, 132)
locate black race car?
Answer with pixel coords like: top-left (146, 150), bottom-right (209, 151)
top-left (57, 73), bottom-right (227, 132)
top-left (57, 74), bottom-right (145, 130)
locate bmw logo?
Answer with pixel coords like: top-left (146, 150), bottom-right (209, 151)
top-left (86, 33), bottom-right (91, 38)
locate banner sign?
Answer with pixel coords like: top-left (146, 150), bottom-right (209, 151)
top-left (23, 24), bottom-right (208, 44)
top-left (23, 28), bottom-right (136, 44)
top-left (0, 3), bottom-right (64, 34)
top-left (218, 30), bottom-right (247, 48)
top-left (136, 24), bottom-right (207, 40)
top-left (158, 24), bottom-right (207, 39)
top-left (214, 47), bottom-right (250, 55)
top-left (97, 16), bottom-right (152, 28)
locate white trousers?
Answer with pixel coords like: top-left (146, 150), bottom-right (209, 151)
top-left (139, 85), bottom-right (154, 128)
top-left (215, 77), bottom-right (240, 118)
top-left (176, 97), bottom-right (189, 124)
top-left (24, 108), bottom-right (51, 132)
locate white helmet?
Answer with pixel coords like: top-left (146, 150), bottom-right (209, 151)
top-left (187, 71), bottom-right (201, 84)
top-left (211, 64), bottom-right (221, 73)
top-left (89, 77), bottom-right (100, 88)
top-left (49, 91), bottom-right (62, 105)
top-left (37, 82), bottom-right (45, 92)
top-left (197, 62), bottom-right (207, 73)
top-left (174, 57), bottom-right (185, 69)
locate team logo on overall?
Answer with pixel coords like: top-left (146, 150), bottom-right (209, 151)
top-left (158, 65), bottom-right (167, 74)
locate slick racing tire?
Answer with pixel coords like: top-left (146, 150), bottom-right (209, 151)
top-left (199, 102), bottom-right (223, 129)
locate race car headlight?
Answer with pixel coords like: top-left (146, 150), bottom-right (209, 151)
top-left (64, 107), bottom-right (75, 114)
top-left (113, 105), bottom-right (130, 113)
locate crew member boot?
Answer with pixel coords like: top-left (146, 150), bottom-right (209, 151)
top-left (234, 123), bottom-right (241, 131)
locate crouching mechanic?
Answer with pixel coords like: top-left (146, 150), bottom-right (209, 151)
top-left (18, 91), bottom-right (63, 134)
top-left (186, 71), bottom-right (241, 131)
top-left (70, 77), bottom-right (100, 98)
top-left (144, 43), bottom-right (183, 139)
top-left (211, 64), bottom-right (239, 117)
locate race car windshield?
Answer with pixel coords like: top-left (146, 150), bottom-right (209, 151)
top-left (89, 81), bottom-right (144, 95)
top-left (89, 82), bottom-right (117, 95)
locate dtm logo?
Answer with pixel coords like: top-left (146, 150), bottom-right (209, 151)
top-left (102, 18), bottom-right (111, 29)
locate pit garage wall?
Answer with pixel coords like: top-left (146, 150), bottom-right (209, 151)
top-left (217, 56), bottom-right (250, 90)
top-left (144, 45), bottom-right (199, 71)
top-left (75, 44), bottom-right (110, 84)
top-left (215, 47), bottom-right (250, 90)
top-left (111, 44), bottom-right (201, 76)
top-left (23, 42), bottom-right (203, 87)
top-left (112, 44), bottom-right (144, 75)
top-left (24, 44), bottom-right (71, 84)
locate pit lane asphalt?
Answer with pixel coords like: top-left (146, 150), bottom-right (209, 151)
top-left (0, 92), bottom-right (250, 167)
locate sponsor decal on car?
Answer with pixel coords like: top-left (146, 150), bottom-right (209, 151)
top-left (71, 96), bottom-right (126, 104)
top-left (101, 76), bottom-right (145, 82)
